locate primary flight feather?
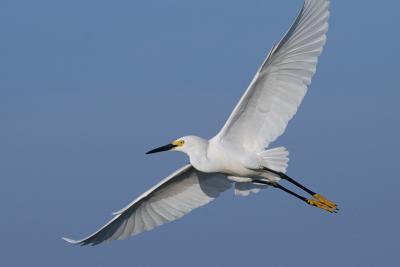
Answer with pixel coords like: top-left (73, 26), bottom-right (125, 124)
top-left (64, 0), bottom-right (335, 246)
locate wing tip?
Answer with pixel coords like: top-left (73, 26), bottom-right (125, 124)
top-left (112, 210), bottom-right (123, 216)
top-left (62, 236), bottom-right (82, 245)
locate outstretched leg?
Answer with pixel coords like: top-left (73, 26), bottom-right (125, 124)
top-left (263, 167), bottom-right (337, 211)
top-left (253, 180), bottom-right (337, 213)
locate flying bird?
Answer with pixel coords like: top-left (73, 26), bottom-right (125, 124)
top-left (64, 0), bottom-right (336, 246)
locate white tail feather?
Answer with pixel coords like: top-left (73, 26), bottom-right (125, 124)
top-left (258, 147), bottom-right (289, 173)
top-left (234, 147), bottom-right (289, 197)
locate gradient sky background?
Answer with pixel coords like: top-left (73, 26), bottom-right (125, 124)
top-left (1, 0), bottom-right (399, 266)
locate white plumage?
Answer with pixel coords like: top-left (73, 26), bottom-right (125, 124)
top-left (64, 165), bottom-right (231, 245)
top-left (64, 0), bottom-right (333, 246)
top-left (215, 0), bottom-right (329, 151)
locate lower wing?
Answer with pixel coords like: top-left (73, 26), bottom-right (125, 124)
top-left (63, 165), bottom-right (231, 246)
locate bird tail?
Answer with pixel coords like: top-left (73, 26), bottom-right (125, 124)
top-left (258, 147), bottom-right (289, 173)
top-left (234, 147), bottom-right (289, 197)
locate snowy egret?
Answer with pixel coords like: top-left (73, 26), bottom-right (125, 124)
top-left (64, 0), bottom-right (336, 246)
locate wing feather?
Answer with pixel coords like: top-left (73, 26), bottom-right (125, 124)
top-left (63, 165), bottom-right (231, 245)
top-left (214, 0), bottom-right (330, 151)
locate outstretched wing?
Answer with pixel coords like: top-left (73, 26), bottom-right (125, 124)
top-left (63, 165), bottom-right (231, 246)
top-left (214, 0), bottom-right (330, 151)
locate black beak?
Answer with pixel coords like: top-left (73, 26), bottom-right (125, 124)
top-left (146, 143), bottom-right (177, 154)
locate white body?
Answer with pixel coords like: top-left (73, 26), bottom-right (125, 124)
top-left (64, 0), bottom-right (330, 246)
top-left (179, 136), bottom-right (279, 182)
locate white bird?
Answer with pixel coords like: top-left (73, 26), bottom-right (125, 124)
top-left (64, 0), bottom-right (336, 246)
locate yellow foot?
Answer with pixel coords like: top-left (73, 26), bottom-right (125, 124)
top-left (307, 199), bottom-right (338, 213)
top-left (313, 194), bottom-right (337, 210)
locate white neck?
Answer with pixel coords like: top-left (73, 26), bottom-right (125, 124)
top-left (177, 136), bottom-right (209, 170)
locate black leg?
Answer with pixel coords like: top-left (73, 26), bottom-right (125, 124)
top-left (261, 168), bottom-right (338, 212)
top-left (263, 167), bottom-right (316, 196)
top-left (253, 179), bottom-right (338, 213)
top-left (253, 180), bottom-right (308, 203)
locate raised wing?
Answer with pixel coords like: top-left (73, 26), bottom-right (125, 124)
top-left (214, 0), bottom-right (330, 151)
top-left (63, 165), bottom-right (231, 246)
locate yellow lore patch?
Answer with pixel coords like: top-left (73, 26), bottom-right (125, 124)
top-left (172, 140), bottom-right (185, 147)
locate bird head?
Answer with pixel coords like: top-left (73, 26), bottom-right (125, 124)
top-left (146, 136), bottom-right (206, 155)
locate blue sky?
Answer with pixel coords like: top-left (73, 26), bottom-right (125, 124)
top-left (1, 0), bottom-right (399, 266)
